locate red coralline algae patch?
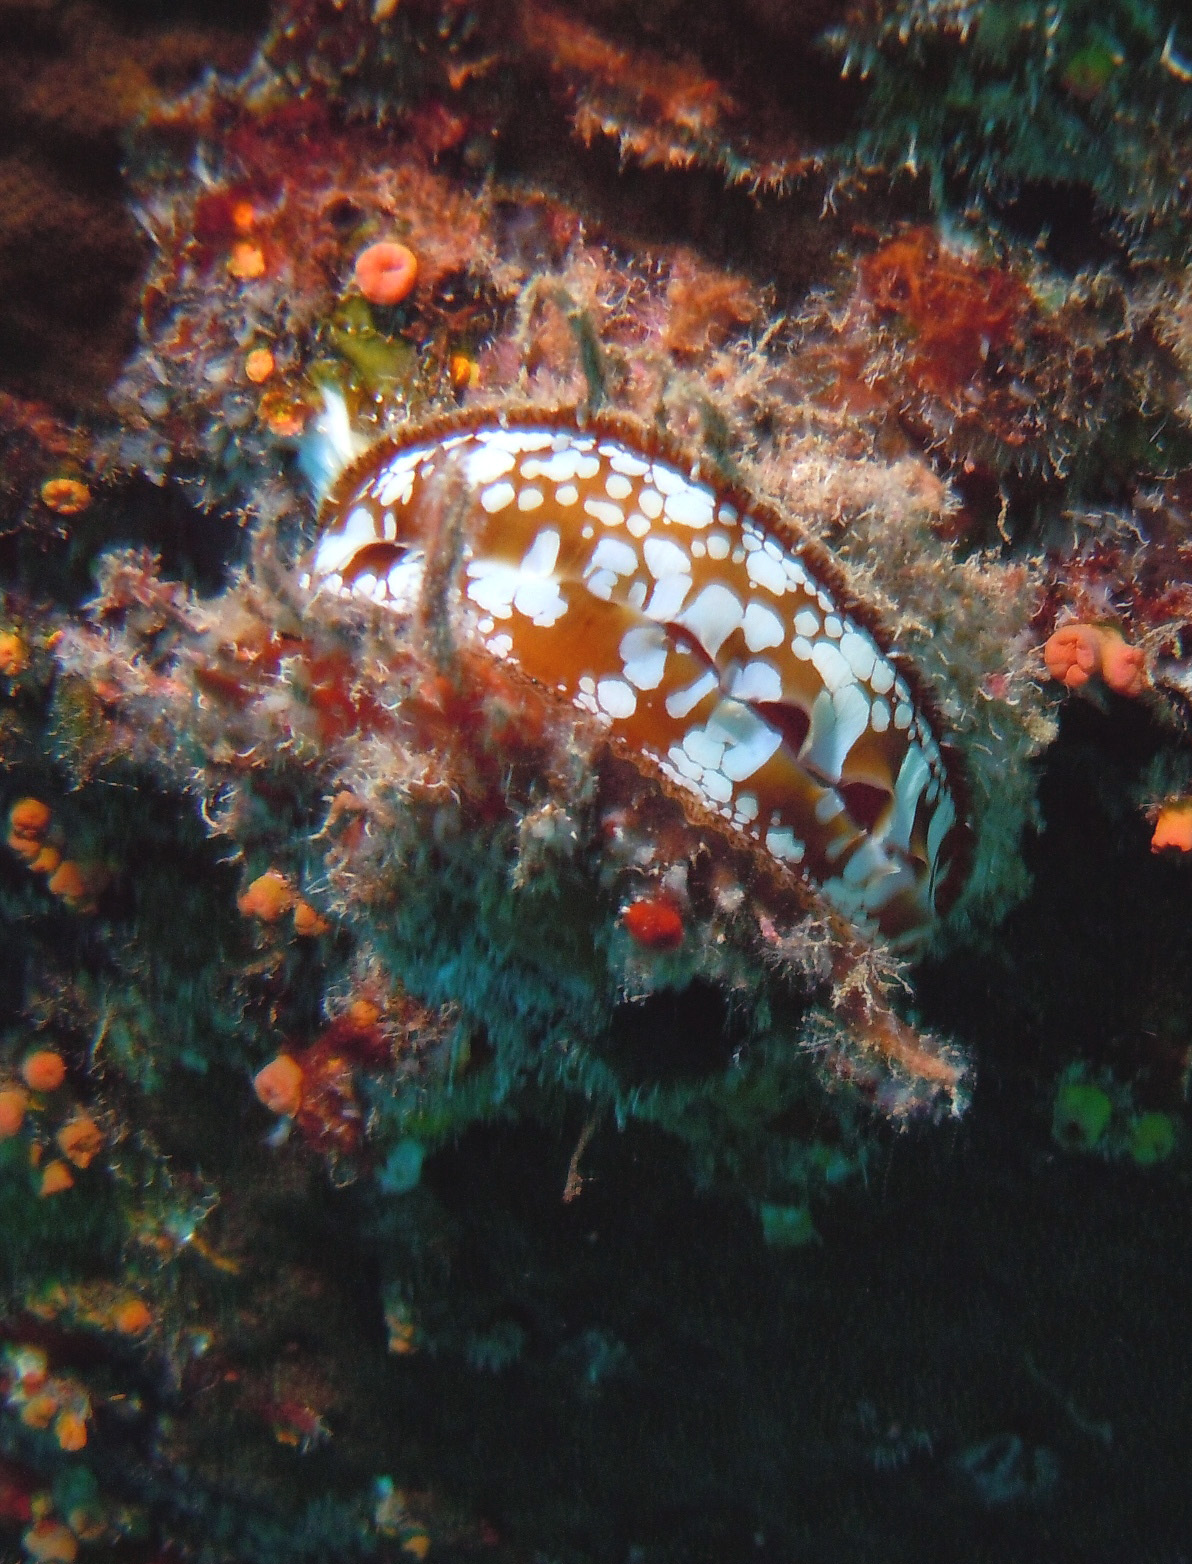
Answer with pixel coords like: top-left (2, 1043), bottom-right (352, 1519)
top-left (860, 228), bottom-right (1030, 404)
top-left (823, 225), bottom-right (1112, 478)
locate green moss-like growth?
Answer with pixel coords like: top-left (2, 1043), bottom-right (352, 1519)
top-left (1127, 1110), bottom-right (1178, 1165)
top-left (1051, 1077), bottom-right (1113, 1152)
top-left (826, 0), bottom-right (1192, 251)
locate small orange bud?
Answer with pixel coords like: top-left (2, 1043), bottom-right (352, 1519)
top-left (254, 1054), bottom-right (304, 1117)
top-left (0, 630), bottom-right (28, 676)
top-left (258, 390), bottom-right (307, 438)
top-left (46, 860), bottom-right (91, 907)
top-left (9, 798), bottom-right (51, 838)
top-left (347, 998), bottom-right (383, 1029)
top-left (28, 845), bottom-right (61, 875)
top-left (19, 1392), bottom-right (58, 1429)
top-left (39, 1160), bottom-right (75, 1196)
top-left (354, 240), bottom-right (418, 305)
top-left (56, 1114), bottom-right (103, 1169)
top-left (7, 831), bottom-right (44, 861)
top-left (621, 895), bottom-right (685, 952)
top-left (231, 199), bottom-right (257, 232)
top-left (449, 352), bottom-right (479, 391)
top-left (228, 241), bottom-right (266, 280)
top-left (113, 1298), bottom-right (153, 1335)
top-left (1044, 622), bottom-right (1147, 697)
top-left (0, 1086), bottom-right (28, 1137)
top-left (293, 899), bottom-right (330, 936)
top-left (245, 347), bottom-right (275, 383)
top-left (39, 477), bottom-right (91, 515)
top-left (53, 1408), bottom-right (87, 1451)
top-left (1099, 632), bottom-right (1147, 697)
top-left (21, 1051), bottom-right (66, 1092)
top-left (22, 1518), bottom-right (79, 1564)
top-left (1151, 800), bottom-right (1192, 853)
top-left (237, 869), bottom-right (295, 921)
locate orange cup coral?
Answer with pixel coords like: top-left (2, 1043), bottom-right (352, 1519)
top-left (228, 241), bottom-right (266, 280)
top-left (9, 797), bottom-right (51, 836)
top-left (53, 1408), bottom-right (87, 1451)
top-left (293, 899), bottom-right (330, 937)
top-left (22, 1519), bottom-right (79, 1564)
top-left (47, 860), bottom-right (98, 912)
top-left (354, 241), bottom-right (419, 305)
top-left (0, 1086), bottom-right (28, 1138)
top-left (56, 1114), bottom-right (103, 1169)
top-left (1044, 623), bottom-right (1147, 697)
top-left (39, 476), bottom-right (91, 515)
top-left (347, 998), bottom-right (382, 1029)
top-left (113, 1298), bottom-right (153, 1335)
top-left (21, 1050), bottom-right (66, 1092)
top-left (1151, 800), bottom-right (1192, 853)
top-left (39, 1160), bottom-right (75, 1197)
top-left (19, 1392), bottom-right (58, 1429)
top-left (245, 347), bottom-right (275, 383)
top-left (0, 630), bottom-right (28, 676)
top-left (8, 797), bottom-right (51, 857)
top-left (254, 1054), bottom-right (305, 1117)
top-left (238, 869), bottom-right (295, 921)
top-left (29, 845), bottom-right (61, 876)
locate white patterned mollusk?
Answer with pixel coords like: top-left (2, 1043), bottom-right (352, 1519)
top-left (307, 414), bottom-right (968, 945)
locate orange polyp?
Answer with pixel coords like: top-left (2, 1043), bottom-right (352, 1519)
top-left (293, 899), bottom-right (330, 937)
top-left (238, 869), bottom-right (295, 921)
top-left (113, 1298), bottom-right (153, 1335)
top-left (7, 831), bottom-right (44, 862)
top-left (47, 860), bottom-right (92, 907)
top-left (9, 798), bottom-right (51, 839)
top-left (228, 241), bottom-right (266, 280)
top-left (1151, 800), bottom-right (1192, 853)
top-left (1097, 631), bottom-right (1147, 697)
top-left (245, 347), bottom-right (275, 383)
top-left (21, 1050), bottom-right (66, 1092)
top-left (0, 1087), bottom-right (28, 1137)
top-left (622, 895), bottom-right (685, 951)
top-left (22, 1519), bottom-right (78, 1564)
top-left (1043, 624), bottom-right (1099, 688)
top-left (0, 631), bottom-right (28, 676)
top-left (39, 477), bottom-right (91, 516)
top-left (347, 998), bottom-right (382, 1029)
top-left (56, 1114), bottom-right (103, 1169)
top-left (254, 1054), bottom-right (305, 1116)
top-left (1044, 622), bottom-right (1147, 697)
top-left (53, 1409), bottom-right (87, 1451)
top-left (353, 241), bottom-right (419, 305)
top-left (19, 1392), bottom-right (58, 1429)
top-left (28, 845), bottom-right (61, 876)
top-left (39, 1160), bottom-right (75, 1197)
